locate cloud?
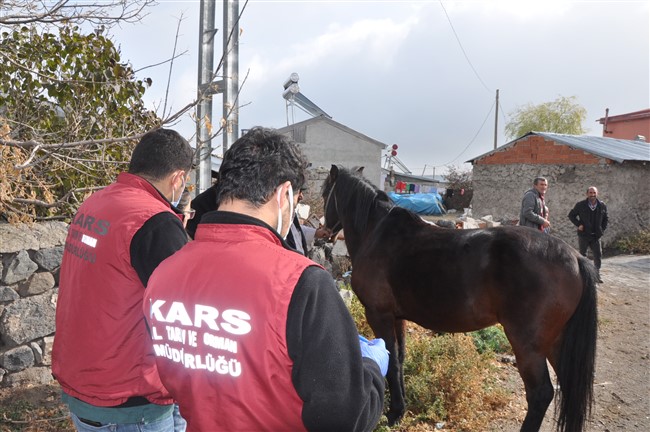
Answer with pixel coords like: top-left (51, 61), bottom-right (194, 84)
top-left (245, 14), bottom-right (419, 90)
top-left (445, 0), bottom-right (572, 20)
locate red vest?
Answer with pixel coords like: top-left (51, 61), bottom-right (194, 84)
top-left (53, 173), bottom-right (179, 407)
top-left (144, 223), bottom-right (313, 431)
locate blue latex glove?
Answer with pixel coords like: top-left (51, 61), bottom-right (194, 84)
top-left (358, 335), bottom-right (389, 376)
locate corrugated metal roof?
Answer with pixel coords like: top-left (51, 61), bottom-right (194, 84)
top-left (534, 132), bottom-right (650, 162)
top-left (467, 132), bottom-right (650, 163)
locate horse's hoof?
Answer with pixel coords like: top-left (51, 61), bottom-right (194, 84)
top-left (386, 410), bottom-right (403, 426)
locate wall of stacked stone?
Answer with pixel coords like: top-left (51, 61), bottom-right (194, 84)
top-left (0, 221), bottom-right (68, 388)
top-left (471, 161), bottom-right (650, 250)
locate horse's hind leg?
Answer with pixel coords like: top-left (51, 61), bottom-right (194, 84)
top-left (515, 351), bottom-right (555, 432)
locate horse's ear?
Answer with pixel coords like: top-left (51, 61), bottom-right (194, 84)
top-left (356, 166), bottom-right (365, 174)
top-left (330, 164), bottom-right (339, 180)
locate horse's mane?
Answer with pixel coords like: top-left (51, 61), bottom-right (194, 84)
top-left (332, 166), bottom-right (392, 235)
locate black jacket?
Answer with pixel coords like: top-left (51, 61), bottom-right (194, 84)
top-left (186, 184), bottom-right (218, 239)
top-left (568, 199), bottom-right (608, 238)
top-left (286, 214), bottom-right (309, 255)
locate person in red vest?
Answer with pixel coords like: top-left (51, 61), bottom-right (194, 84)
top-left (143, 127), bottom-right (387, 431)
top-left (53, 128), bottom-right (193, 431)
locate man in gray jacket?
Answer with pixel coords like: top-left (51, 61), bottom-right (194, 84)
top-left (519, 177), bottom-right (550, 232)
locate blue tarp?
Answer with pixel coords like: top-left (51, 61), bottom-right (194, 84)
top-left (388, 192), bottom-right (446, 215)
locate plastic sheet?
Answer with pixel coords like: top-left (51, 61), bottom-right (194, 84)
top-left (387, 192), bottom-right (446, 215)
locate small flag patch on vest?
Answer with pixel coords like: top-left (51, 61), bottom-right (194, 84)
top-left (81, 234), bottom-right (98, 248)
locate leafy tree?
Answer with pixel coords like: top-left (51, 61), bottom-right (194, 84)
top-left (0, 1), bottom-right (242, 223)
top-left (0, 25), bottom-right (160, 221)
top-left (504, 95), bottom-right (587, 140)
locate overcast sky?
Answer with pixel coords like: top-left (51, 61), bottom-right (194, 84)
top-left (111, 0), bottom-right (649, 176)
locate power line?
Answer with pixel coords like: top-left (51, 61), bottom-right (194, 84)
top-left (439, 0), bottom-right (492, 94)
top-left (498, 99), bottom-right (508, 128)
top-left (437, 101), bottom-right (495, 167)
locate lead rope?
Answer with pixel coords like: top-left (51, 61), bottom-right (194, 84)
top-left (324, 181), bottom-right (343, 236)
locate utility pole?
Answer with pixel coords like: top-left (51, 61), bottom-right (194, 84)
top-left (493, 89), bottom-right (499, 150)
top-left (223, 0), bottom-right (239, 154)
top-left (194, 0), bottom-right (239, 193)
top-left (195, 0), bottom-right (217, 194)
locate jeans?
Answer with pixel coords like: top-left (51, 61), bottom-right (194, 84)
top-left (70, 405), bottom-right (186, 432)
top-left (578, 235), bottom-right (602, 270)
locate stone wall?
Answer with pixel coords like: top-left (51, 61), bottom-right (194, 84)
top-left (0, 222), bottom-right (68, 387)
top-left (471, 161), bottom-right (650, 250)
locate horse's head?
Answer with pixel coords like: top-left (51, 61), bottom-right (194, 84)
top-left (321, 165), bottom-right (367, 239)
top-left (321, 165), bottom-right (347, 241)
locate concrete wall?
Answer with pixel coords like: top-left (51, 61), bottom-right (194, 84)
top-left (296, 121), bottom-right (383, 188)
top-left (0, 222), bottom-right (68, 387)
top-left (472, 161), bottom-right (650, 250)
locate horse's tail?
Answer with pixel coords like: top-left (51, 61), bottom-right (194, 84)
top-left (555, 256), bottom-right (598, 432)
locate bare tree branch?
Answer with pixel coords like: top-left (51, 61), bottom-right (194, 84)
top-left (1, 134), bottom-right (144, 150)
top-left (0, 1), bottom-right (156, 27)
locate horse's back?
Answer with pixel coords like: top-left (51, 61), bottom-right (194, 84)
top-left (354, 209), bottom-right (583, 332)
top-left (369, 209), bottom-right (579, 275)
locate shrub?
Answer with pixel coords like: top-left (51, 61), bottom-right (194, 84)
top-left (613, 230), bottom-right (650, 255)
top-left (401, 331), bottom-right (508, 431)
top-left (345, 291), bottom-right (510, 431)
top-left (470, 325), bottom-right (512, 354)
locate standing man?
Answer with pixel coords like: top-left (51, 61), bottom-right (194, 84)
top-left (143, 127), bottom-right (387, 431)
top-left (53, 129), bottom-right (193, 431)
top-left (568, 186), bottom-right (608, 282)
top-left (286, 188), bottom-right (331, 255)
top-left (286, 188), bottom-right (310, 255)
top-left (519, 177), bottom-right (551, 232)
top-left (185, 182), bottom-right (217, 239)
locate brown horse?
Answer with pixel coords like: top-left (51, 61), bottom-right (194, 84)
top-left (322, 165), bottom-right (597, 432)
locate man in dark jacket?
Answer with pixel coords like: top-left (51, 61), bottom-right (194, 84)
top-left (568, 186), bottom-right (608, 281)
top-left (185, 182), bottom-right (217, 239)
top-left (143, 127), bottom-right (387, 431)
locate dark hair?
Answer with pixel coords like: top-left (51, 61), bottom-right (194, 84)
top-left (129, 129), bottom-right (193, 181)
top-left (533, 177), bottom-right (547, 185)
top-left (178, 189), bottom-right (192, 211)
top-left (215, 127), bottom-right (308, 207)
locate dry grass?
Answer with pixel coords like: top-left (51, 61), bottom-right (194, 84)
top-left (346, 289), bottom-right (512, 432)
top-left (0, 385), bottom-right (73, 432)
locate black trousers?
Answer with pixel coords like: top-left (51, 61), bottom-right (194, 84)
top-left (578, 235), bottom-right (602, 270)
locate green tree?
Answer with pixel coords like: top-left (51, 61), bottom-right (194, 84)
top-left (0, 25), bottom-right (160, 221)
top-left (504, 95), bottom-right (587, 140)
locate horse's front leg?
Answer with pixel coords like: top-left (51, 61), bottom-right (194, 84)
top-left (395, 319), bottom-right (407, 399)
top-left (366, 310), bottom-right (406, 425)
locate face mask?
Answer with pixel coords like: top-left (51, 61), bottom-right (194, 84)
top-left (276, 183), bottom-right (294, 239)
top-left (171, 175), bottom-right (186, 208)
